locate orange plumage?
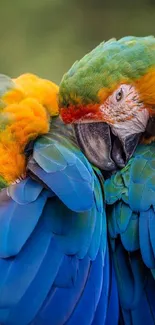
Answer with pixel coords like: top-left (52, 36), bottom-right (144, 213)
top-left (0, 73), bottom-right (59, 184)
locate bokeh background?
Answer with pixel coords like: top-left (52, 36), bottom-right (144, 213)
top-left (0, 0), bottom-right (155, 83)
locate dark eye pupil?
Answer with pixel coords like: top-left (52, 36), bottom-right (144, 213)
top-left (116, 89), bottom-right (123, 101)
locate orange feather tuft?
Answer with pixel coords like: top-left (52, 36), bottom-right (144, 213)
top-left (0, 73), bottom-right (59, 184)
top-left (14, 73), bottom-right (59, 116)
top-left (135, 68), bottom-right (155, 110)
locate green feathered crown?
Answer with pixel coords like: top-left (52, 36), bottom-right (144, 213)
top-left (59, 36), bottom-right (155, 107)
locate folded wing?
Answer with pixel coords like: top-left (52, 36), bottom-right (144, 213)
top-left (0, 118), bottom-right (119, 325)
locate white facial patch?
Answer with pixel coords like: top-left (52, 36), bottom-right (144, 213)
top-left (111, 108), bottom-right (149, 138)
top-left (99, 84), bottom-right (149, 138)
top-left (100, 84), bottom-right (147, 122)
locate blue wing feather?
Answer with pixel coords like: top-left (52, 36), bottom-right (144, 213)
top-left (65, 250), bottom-right (103, 325)
top-left (31, 256), bottom-right (91, 325)
top-left (28, 158), bottom-right (94, 213)
top-left (0, 188), bottom-right (48, 257)
top-left (92, 246), bottom-right (110, 325)
top-left (105, 255), bottom-right (119, 325)
top-left (0, 118), bottom-right (114, 325)
top-left (8, 178), bottom-right (44, 204)
top-left (28, 125), bottom-right (95, 213)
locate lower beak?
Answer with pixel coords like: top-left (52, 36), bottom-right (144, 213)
top-left (111, 132), bottom-right (141, 168)
top-left (74, 122), bottom-right (141, 172)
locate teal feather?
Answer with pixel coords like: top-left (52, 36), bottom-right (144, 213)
top-left (120, 212), bottom-right (139, 251)
top-left (108, 203), bottom-right (120, 239)
top-left (104, 141), bottom-right (155, 324)
top-left (139, 210), bottom-right (155, 269)
top-left (116, 202), bottom-right (132, 233)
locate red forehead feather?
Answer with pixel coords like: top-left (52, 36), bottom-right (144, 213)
top-left (60, 104), bottom-right (102, 124)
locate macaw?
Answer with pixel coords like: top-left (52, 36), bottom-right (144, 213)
top-left (59, 36), bottom-right (155, 324)
top-left (0, 73), bottom-right (118, 324)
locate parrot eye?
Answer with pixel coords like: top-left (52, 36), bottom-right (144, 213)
top-left (116, 88), bottom-right (123, 102)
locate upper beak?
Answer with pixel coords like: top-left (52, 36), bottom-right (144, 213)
top-left (74, 122), bottom-right (142, 172)
top-left (74, 122), bottom-right (116, 171)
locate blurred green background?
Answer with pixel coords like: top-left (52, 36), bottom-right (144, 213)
top-left (0, 0), bottom-right (155, 83)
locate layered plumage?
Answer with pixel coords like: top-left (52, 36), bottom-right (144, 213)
top-left (0, 74), bottom-right (118, 324)
top-left (59, 36), bottom-right (155, 324)
top-left (104, 143), bottom-right (155, 324)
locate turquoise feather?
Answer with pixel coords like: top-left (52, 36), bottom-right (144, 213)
top-left (104, 142), bottom-right (155, 324)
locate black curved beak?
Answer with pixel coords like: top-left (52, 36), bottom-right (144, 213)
top-left (74, 122), bottom-right (141, 172)
top-left (111, 132), bottom-right (141, 169)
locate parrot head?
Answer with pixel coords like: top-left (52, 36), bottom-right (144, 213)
top-left (59, 36), bottom-right (155, 172)
top-left (0, 73), bottom-right (59, 189)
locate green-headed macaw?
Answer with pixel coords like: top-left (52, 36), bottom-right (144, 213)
top-left (0, 73), bottom-right (118, 324)
top-left (59, 36), bottom-right (155, 325)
